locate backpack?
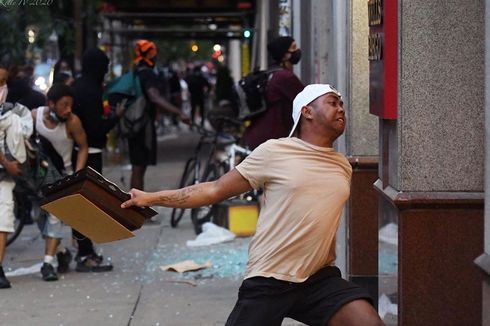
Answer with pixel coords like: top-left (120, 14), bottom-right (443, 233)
top-left (105, 70), bottom-right (149, 138)
top-left (235, 67), bottom-right (281, 118)
top-left (0, 103), bottom-right (62, 200)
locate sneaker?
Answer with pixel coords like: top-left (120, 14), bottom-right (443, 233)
top-left (41, 263), bottom-right (58, 281)
top-left (75, 253), bottom-right (113, 273)
top-left (56, 248), bottom-right (72, 273)
top-left (0, 266), bottom-right (11, 289)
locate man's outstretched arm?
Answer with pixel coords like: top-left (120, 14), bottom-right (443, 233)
top-left (146, 87), bottom-right (190, 123)
top-left (121, 169), bottom-right (253, 209)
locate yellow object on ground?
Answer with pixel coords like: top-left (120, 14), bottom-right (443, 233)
top-left (214, 200), bottom-right (259, 237)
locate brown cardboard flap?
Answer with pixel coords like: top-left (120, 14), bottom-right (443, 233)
top-left (41, 194), bottom-right (135, 243)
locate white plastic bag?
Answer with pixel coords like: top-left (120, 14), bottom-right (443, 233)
top-left (186, 222), bottom-right (236, 247)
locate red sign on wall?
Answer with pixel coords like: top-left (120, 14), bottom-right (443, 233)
top-left (369, 0), bottom-right (398, 119)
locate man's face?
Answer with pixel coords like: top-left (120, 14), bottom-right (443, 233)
top-left (50, 96), bottom-right (73, 120)
top-left (312, 93), bottom-right (346, 137)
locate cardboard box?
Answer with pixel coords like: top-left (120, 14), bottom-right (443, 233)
top-left (40, 167), bottom-right (157, 243)
top-left (213, 200), bottom-right (259, 237)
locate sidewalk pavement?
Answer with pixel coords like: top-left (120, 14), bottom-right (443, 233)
top-left (1, 128), bottom-right (303, 326)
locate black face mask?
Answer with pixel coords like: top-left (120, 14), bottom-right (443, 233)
top-left (288, 49), bottom-right (302, 65)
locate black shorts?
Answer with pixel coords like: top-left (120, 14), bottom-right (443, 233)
top-left (225, 266), bottom-right (373, 326)
top-left (127, 124), bottom-right (156, 166)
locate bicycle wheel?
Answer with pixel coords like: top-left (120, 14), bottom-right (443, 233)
top-left (190, 163), bottom-right (220, 234)
top-left (170, 158), bottom-right (197, 228)
top-left (6, 191), bottom-right (27, 247)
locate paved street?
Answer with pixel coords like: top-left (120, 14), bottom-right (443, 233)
top-left (1, 127), bottom-right (303, 326)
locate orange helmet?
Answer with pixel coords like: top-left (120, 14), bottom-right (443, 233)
top-left (134, 39), bottom-right (157, 66)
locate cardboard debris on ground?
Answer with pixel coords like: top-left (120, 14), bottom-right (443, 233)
top-left (160, 260), bottom-right (212, 273)
top-left (164, 280), bottom-right (198, 287)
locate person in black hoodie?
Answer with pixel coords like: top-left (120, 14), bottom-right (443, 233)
top-left (72, 48), bottom-right (120, 272)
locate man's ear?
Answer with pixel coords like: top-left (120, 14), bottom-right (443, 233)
top-left (47, 100), bottom-right (55, 108)
top-left (301, 105), bottom-right (313, 120)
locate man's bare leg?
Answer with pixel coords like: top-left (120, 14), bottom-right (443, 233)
top-left (0, 232), bottom-right (11, 288)
top-left (41, 237), bottom-right (61, 281)
top-left (328, 299), bottom-right (385, 326)
top-left (0, 232), bottom-right (6, 263)
top-left (45, 237), bottom-right (60, 256)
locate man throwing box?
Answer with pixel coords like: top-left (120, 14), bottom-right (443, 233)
top-left (121, 84), bottom-right (383, 325)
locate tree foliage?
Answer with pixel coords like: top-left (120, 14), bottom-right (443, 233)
top-left (0, 0), bottom-right (100, 66)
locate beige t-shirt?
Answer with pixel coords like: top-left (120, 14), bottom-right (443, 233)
top-left (236, 137), bottom-right (352, 283)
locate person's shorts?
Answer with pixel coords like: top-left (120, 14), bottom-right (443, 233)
top-left (225, 266), bottom-right (373, 326)
top-left (37, 211), bottom-right (64, 239)
top-left (127, 125), bottom-right (156, 166)
top-left (0, 179), bottom-right (16, 233)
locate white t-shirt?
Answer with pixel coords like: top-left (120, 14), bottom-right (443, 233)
top-left (236, 137), bottom-right (352, 283)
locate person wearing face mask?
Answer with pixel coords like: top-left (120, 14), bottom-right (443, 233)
top-left (31, 83), bottom-right (89, 281)
top-left (5, 66), bottom-right (46, 111)
top-left (241, 36), bottom-right (305, 150)
top-left (53, 58), bottom-right (75, 87)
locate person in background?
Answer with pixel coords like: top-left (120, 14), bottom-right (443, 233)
top-left (7, 65), bottom-right (46, 110)
top-left (32, 83), bottom-right (88, 281)
top-left (166, 64), bottom-right (183, 131)
top-left (129, 39), bottom-right (190, 191)
top-left (241, 36), bottom-right (304, 150)
top-left (5, 66), bottom-right (48, 227)
top-left (72, 48), bottom-right (119, 273)
top-left (0, 65), bottom-right (33, 288)
top-left (53, 58), bottom-right (75, 87)
top-left (185, 65), bottom-right (210, 127)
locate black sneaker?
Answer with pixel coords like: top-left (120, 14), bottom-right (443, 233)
top-left (75, 253), bottom-right (113, 273)
top-left (56, 249), bottom-right (72, 273)
top-left (41, 263), bottom-right (58, 281)
top-left (0, 266), bottom-right (11, 289)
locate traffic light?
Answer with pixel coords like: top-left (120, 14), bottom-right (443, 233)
top-left (243, 28), bottom-right (252, 39)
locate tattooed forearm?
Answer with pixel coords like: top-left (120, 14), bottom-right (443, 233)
top-left (157, 185), bottom-right (203, 206)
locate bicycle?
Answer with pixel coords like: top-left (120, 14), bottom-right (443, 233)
top-left (170, 115), bottom-right (248, 234)
top-left (189, 137), bottom-right (252, 234)
top-left (169, 124), bottom-right (216, 229)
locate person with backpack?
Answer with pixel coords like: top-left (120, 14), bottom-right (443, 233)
top-left (0, 65), bottom-right (34, 288)
top-left (241, 36), bottom-right (305, 150)
top-left (129, 40), bottom-right (190, 191)
top-left (121, 84), bottom-right (383, 326)
top-left (72, 48), bottom-right (119, 273)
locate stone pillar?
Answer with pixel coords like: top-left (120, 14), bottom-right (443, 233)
top-left (474, 0), bottom-right (490, 324)
top-left (346, 0), bottom-right (379, 308)
top-left (372, 1), bottom-right (485, 324)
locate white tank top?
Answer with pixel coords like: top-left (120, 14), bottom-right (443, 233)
top-left (36, 106), bottom-right (74, 173)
